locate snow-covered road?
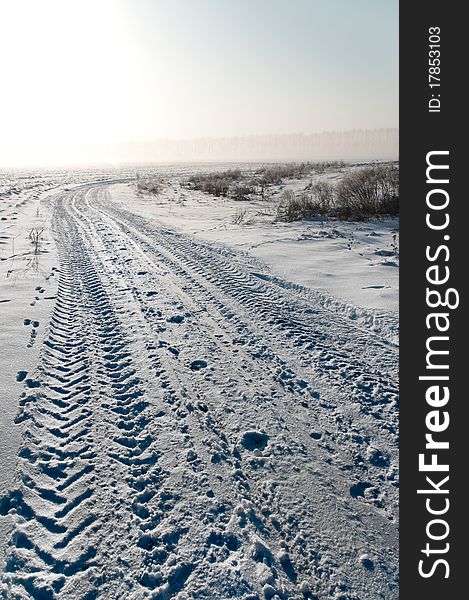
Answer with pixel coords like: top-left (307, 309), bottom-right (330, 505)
top-left (1, 182), bottom-right (398, 599)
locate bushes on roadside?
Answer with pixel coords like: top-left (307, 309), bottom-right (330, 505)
top-left (335, 164), bottom-right (399, 219)
top-left (185, 169), bottom-right (242, 197)
top-left (276, 164), bottom-right (399, 222)
top-left (182, 162), bottom-right (348, 200)
top-left (276, 190), bottom-right (326, 222)
top-left (229, 183), bottom-right (256, 201)
top-left (136, 176), bottom-right (164, 196)
top-left (178, 163), bottom-right (399, 222)
top-left (308, 180), bottom-right (334, 209)
top-left (256, 161), bottom-right (346, 186)
top-left (232, 207), bottom-right (255, 225)
top-left (183, 170), bottom-right (259, 200)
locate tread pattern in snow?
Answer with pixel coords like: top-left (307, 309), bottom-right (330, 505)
top-left (0, 182), bottom-right (399, 600)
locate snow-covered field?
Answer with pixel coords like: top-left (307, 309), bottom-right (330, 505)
top-left (0, 165), bottom-right (398, 599)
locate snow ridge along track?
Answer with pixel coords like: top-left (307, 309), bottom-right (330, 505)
top-left (1, 182), bottom-right (399, 600)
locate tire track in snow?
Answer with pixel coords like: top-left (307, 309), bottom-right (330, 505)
top-left (98, 193), bottom-right (398, 416)
top-left (1, 202), bottom-right (177, 598)
top-left (92, 189), bottom-right (399, 474)
top-left (1, 182), bottom-right (399, 600)
top-left (84, 184), bottom-right (399, 597)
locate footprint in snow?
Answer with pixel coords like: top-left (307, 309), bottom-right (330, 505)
top-left (241, 430), bottom-right (269, 451)
top-left (168, 314), bottom-right (184, 324)
top-left (190, 359), bottom-right (207, 371)
top-left (359, 554), bottom-right (375, 571)
top-left (349, 481), bottom-right (372, 498)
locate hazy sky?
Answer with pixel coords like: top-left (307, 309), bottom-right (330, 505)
top-left (0, 0), bottom-right (398, 166)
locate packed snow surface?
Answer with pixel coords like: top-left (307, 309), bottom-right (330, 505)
top-left (0, 166), bottom-right (398, 599)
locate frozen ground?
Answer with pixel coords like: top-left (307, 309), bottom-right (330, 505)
top-left (0, 165), bottom-right (398, 599)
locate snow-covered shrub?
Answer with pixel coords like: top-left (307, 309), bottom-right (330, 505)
top-left (256, 161), bottom-right (346, 185)
top-left (232, 207), bottom-right (255, 225)
top-left (336, 165), bottom-right (399, 218)
top-left (185, 169), bottom-right (242, 197)
top-left (309, 180), bottom-right (334, 208)
top-left (276, 190), bottom-right (329, 222)
top-left (230, 183), bottom-right (255, 201)
top-left (136, 175), bottom-right (164, 196)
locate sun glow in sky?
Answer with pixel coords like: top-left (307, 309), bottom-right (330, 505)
top-left (0, 0), bottom-right (398, 166)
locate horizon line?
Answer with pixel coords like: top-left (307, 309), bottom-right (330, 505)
top-left (1, 128), bottom-right (399, 170)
